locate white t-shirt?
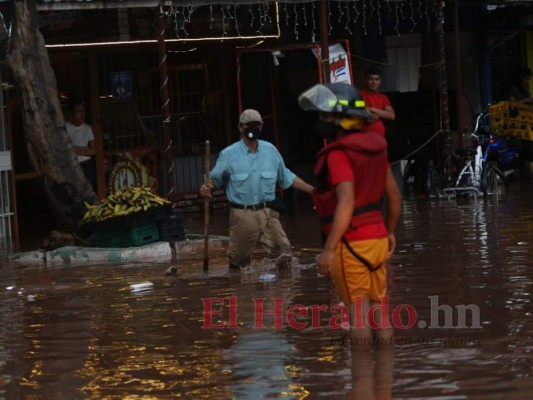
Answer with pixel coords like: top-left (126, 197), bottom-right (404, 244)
top-left (66, 122), bottom-right (94, 163)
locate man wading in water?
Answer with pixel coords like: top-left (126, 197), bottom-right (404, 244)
top-left (200, 109), bottom-right (313, 272)
top-left (298, 82), bottom-right (401, 342)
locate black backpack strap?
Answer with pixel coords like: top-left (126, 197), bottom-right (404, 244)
top-left (319, 201), bottom-right (382, 225)
top-left (341, 237), bottom-right (383, 272)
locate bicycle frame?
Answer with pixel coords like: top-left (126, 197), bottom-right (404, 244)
top-left (442, 114), bottom-right (484, 198)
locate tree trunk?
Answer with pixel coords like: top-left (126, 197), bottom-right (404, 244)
top-left (0, 1), bottom-right (97, 232)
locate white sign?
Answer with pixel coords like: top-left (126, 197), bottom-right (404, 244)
top-left (313, 43), bottom-right (352, 85)
top-left (328, 43), bottom-right (352, 84)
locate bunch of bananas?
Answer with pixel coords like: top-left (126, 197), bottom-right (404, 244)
top-left (83, 186), bottom-right (170, 222)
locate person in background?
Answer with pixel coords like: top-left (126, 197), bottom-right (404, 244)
top-left (199, 109), bottom-right (314, 272)
top-left (66, 100), bottom-right (96, 190)
top-left (508, 67), bottom-right (533, 104)
top-left (298, 82), bottom-right (401, 342)
top-left (360, 67), bottom-right (396, 137)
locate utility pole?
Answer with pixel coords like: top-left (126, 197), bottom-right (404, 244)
top-left (156, 10), bottom-right (174, 199)
top-left (436, 0), bottom-right (454, 185)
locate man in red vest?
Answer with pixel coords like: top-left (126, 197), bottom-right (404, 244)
top-left (360, 67), bottom-right (395, 137)
top-left (299, 82), bottom-right (401, 342)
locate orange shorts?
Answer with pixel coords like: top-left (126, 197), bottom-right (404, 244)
top-left (331, 238), bottom-right (389, 304)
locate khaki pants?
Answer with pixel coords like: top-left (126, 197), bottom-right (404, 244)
top-left (228, 207), bottom-right (291, 267)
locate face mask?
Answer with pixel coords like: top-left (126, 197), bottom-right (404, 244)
top-left (244, 126), bottom-right (261, 141)
top-left (316, 119), bottom-right (340, 139)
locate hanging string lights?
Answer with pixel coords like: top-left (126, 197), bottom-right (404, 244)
top-left (344, 2), bottom-right (353, 36)
top-left (42, 1), bottom-right (443, 49)
top-left (162, 1), bottom-right (440, 42)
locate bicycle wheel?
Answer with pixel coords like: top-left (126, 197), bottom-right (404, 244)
top-left (481, 164), bottom-right (508, 197)
top-left (425, 165), bottom-right (443, 198)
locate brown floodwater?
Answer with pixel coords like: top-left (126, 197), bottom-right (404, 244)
top-left (1, 183), bottom-right (533, 399)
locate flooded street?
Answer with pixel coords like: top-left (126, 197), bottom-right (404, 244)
top-left (1, 183), bottom-right (533, 399)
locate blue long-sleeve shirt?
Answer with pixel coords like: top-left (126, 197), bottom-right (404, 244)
top-left (210, 140), bottom-right (296, 205)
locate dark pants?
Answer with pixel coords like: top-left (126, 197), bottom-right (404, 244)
top-left (80, 158), bottom-right (97, 191)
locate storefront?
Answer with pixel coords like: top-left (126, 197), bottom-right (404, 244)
top-left (2, 0), bottom-right (532, 250)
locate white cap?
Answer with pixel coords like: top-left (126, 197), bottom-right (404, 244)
top-left (239, 109), bottom-right (263, 124)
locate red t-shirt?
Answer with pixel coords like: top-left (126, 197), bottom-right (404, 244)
top-left (327, 149), bottom-right (388, 241)
top-left (360, 89), bottom-right (391, 136)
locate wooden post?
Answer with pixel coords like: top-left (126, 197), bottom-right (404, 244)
top-left (319, 0), bottom-right (330, 83)
top-left (156, 11), bottom-right (174, 199)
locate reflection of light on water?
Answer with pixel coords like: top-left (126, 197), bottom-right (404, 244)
top-left (224, 330), bottom-right (307, 399)
top-left (79, 323), bottom-right (233, 398)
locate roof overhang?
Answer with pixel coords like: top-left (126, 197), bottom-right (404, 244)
top-left (34, 1), bottom-right (317, 11)
top-left (27, 0), bottom-right (533, 12)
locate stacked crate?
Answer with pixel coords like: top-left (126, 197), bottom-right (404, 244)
top-left (489, 101), bottom-right (533, 141)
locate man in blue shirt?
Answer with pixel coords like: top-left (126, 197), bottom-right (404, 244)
top-left (200, 109), bottom-right (314, 271)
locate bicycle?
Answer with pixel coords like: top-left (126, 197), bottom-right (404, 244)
top-left (425, 134), bottom-right (461, 198)
top-left (427, 110), bottom-right (508, 199)
top-left (398, 130), bottom-right (448, 198)
top-left (442, 130), bottom-right (483, 198)
top-left (480, 158), bottom-right (507, 197)
top-left (471, 108), bottom-right (509, 198)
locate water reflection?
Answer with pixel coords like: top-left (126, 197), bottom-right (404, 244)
top-left (225, 331), bottom-right (301, 399)
top-left (1, 183), bottom-right (533, 398)
top-left (349, 343), bottom-right (394, 400)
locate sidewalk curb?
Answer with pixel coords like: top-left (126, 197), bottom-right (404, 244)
top-left (8, 235), bottom-right (229, 266)
top-left (171, 235), bottom-right (228, 260)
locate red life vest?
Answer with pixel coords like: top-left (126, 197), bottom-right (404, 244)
top-left (312, 131), bottom-right (388, 236)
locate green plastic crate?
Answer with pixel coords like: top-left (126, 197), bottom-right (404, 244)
top-left (157, 208), bottom-right (185, 242)
top-left (93, 222), bottom-right (160, 248)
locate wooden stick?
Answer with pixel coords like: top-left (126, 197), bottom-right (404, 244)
top-left (203, 140), bottom-right (210, 273)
